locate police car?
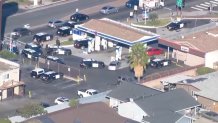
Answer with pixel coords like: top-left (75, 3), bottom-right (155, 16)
top-left (56, 26), bottom-right (73, 37)
top-left (40, 71), bottom-right (64, 81)
top-left (61, 20), bottom-right (77, 28)
top-left (149, 58), bottom-right (171, 68)
top-left (33, 32), bottom-right (53, 43)
top-left (80, 59), bottom-right (105, 69)
top-left (47, 56), bottom-right (65, 65)
top-left (25, 43), bottom-right (43, 55)
top-left (21, 48), bottom-right (41, 61)
top-left (167, 21), bottom-right (185, 31)
top-left (30, 68), bottom-right (45, 78)
top-left (47, 46), bottom-right (72, 56)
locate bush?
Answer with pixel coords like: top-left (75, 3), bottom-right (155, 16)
top-left (0, 50), bottom-right (17, 59)
top-left (0, 118), bottom-right (11, 123)
top-left (68, 37), bottom-right (73, 42)
top-left (148, 13), bottom-right (158, 22)
top-left (69, 98), bottom-right (79, 108)
top-left (196, 67), bottom-right (215, 75)
top-left (16, 103), bottom-right (47, 118)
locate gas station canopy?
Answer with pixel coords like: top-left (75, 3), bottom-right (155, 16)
top-left (75, 18), bottom-right (159, 46)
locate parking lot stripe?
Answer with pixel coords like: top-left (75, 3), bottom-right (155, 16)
top-left (195, 5), bottom-right (208, 9)
top-left (200, 4), bottom-right (209, 7)
top-left (191, 7), bottom-right (203, 11)
top-left (210, 1), bottom-right (218, 5)
top-left (61, 83), bottom-right (77, 89)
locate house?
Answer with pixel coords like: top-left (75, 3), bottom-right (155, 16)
top-left (159, 26), bottom-right (218, 67)
top-left (118, 89), bottom-right (200, 123)
top-left (107, 81), bottom-right (162, 108)
top-left (24, 102), bottom-right (138, 123)
top-left (161, 71), bottom-right (218, 112)
top-left (0, 58), bottom-right (25, 100)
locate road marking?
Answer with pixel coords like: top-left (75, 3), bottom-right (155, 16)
top-left (205, 2), bottom-right (211, 5)
top-left (191, 7), bottom-right (203, 11)
top-left (215, 0), bottom-right (218, 1)
top-left (61, 83), bottom-right (77, 89)
top-left (200, 4), bottom-right (209, 7)
top-left (210, 1), bottom-right (218, 5)
top-left (164, 7), bottom-right (172, 11)
top-left (195, 5), bottom-right (208, 9)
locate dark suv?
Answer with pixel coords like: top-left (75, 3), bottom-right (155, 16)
top-left (57, 26), bottom-right (72, 37)
top-left (70, 13), bottom-right (89, 23)
top-left (74, 39), bottom-right (89, 49)
top-left (12, 27), bottom-right (32, 39)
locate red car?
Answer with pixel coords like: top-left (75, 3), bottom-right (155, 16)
top-left (146, 48), bottom-right (164, 56)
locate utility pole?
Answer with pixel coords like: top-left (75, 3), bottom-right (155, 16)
top-left (0, 0), bottom-right (2, 50)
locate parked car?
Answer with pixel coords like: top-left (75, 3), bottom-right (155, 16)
top-left (57, 26), bottom-right (73, 37)
top-left (74, 39), bottom-right (89, 49)
top-left (108, 61), bottom-right (120, 71)
top-left (80, 59), bottom-right (105, 69)
top-left (46, 56), bottom-right (66, 65)
top-left (25, 43), bottom-right (43, 55)
top-left (40, 102), bottom-right (50, 108)
top-left (11, 27), bottom-right (32, 39)
top-left (47, 47), bottom-right (72, 56)
top-left (70, 13), bottom-right (89, 23)
top-left (100, 6), bottom-right (119, 14)
top-left (147, 48), bottom-right (164, 56)
top-left (54, 97), bottom-right (69, 104)
top-left (21, 48), bottom-right (41, 61)
top-left (40, 71), bottom-right (64, 81)
top-left (30, 68), bottom-right (45, 78)
top-left (149, 58), bottom-right (171, 68)
top-left (33, 32), bottom-right (53, 43)
top-left (167, 21), bottom-right (185, 31)
top-left (48, 19), bottom-right (64, 28)
top-left (117, 75), bottom-right (135, 83)
top-left (126, 0), bottom-right (139, 8)
top-left (77, 89), bottom-right (98, 98)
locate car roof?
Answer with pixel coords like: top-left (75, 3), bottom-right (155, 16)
top-left (59, 26), bottom-right (71, 30)
top-left (87, 89), bottom-right (98, 92)
top-left (36, 32), bottom-right (47, 36)
top-left (83, 58), bottom-right (95, 61)
top-left (26, 43), bottom-right (38, 48)
top-left (57, 97), bottom-right (68, 100)
top-left (47, 56), bottom-right (59, 60)
top-left (24, 48), bottom-right (36, 53)
top-left (152, 58), bottom-right (162, 62)
top-left (45, 71), bottom-right (56, 75)
top-left (33, 68), bottom-right (44, 72)
top-left (14, 27), bottom-right (27, 31)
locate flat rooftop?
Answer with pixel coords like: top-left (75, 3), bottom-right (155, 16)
top-left (0, 61), bottom-right (18, 74)
top-left (176, 27), bottom-right (218, 52)
top-left (82, 19), bottom-right (156, 42)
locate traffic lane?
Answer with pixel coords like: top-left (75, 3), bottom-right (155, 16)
top-left (11, 27), bottom-right (57, 44)
top-left (183, 19), bottom-right (211, 28)
top-left (5, 0), bottom-right (115, 33)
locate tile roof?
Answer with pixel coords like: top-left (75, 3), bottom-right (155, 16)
top-left (176, 27), bottom-right (218, 52)
top-left (25, 102), bottom-right (138, 123)
top-left (82, 19), bottom-right (153, 42)
top-left (135, 89), bottom-right (200, 123)
top-left (107, 82), bottom-right (162, 102)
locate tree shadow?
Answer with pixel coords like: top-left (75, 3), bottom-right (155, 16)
top-left (1, 2), bottom-right (19, 39)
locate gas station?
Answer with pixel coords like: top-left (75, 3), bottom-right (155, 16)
top-left (72, 18), bottom-right (159, 61)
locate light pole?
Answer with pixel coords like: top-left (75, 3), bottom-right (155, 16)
top-left (0, 0), bottom-right (3, 50)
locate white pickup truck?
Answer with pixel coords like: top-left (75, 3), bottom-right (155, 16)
top-left (77, 89), bottom-right (98, 98)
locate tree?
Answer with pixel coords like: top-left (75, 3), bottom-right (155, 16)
top-left (129, 43), bottom-right (149, 82)
top-left (69, 98), bottom-right (79, 108)
top-left (148, 13), bottom-right (158, 22)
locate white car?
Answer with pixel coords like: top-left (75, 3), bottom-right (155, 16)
top-left (100, 6), bottom-right (119, 14)
top-left (54, 97), bottom-right (69, 104)
top-left (108, 61), bottom-right (120, 71)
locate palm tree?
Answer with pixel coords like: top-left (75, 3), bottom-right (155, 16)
top-left (129, 43), bottom-right (149, 82)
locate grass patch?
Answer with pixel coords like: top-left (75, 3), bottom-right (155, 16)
top-left (0, 50), bottom-right (17, 59)
top-left (135, 18), bottom-right (170, 27)
top-left (61, 41), bottom-right (73, 45)
top-left (0, 118), bottom-right (11, 123)
top-left (196, 67), bottom-right (216, 75)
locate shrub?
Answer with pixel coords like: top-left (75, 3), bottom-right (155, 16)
top-left (69, 98), bottom-right (79, 108)
top-left (16, 103), bottom-right (47, 118)
top-left (0, 118), bottom-right (11, 123)
top-left (148, 13), bottom-right (158, 22)
top-left (0, 50), bottom-right (17, 59)
top-left (196, 67), bottom-right (215, 75)
top-left (68, 37), bottom-right (73, 42)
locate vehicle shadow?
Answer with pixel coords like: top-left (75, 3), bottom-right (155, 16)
top-left (1, 2), bottom-right (19, 39)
